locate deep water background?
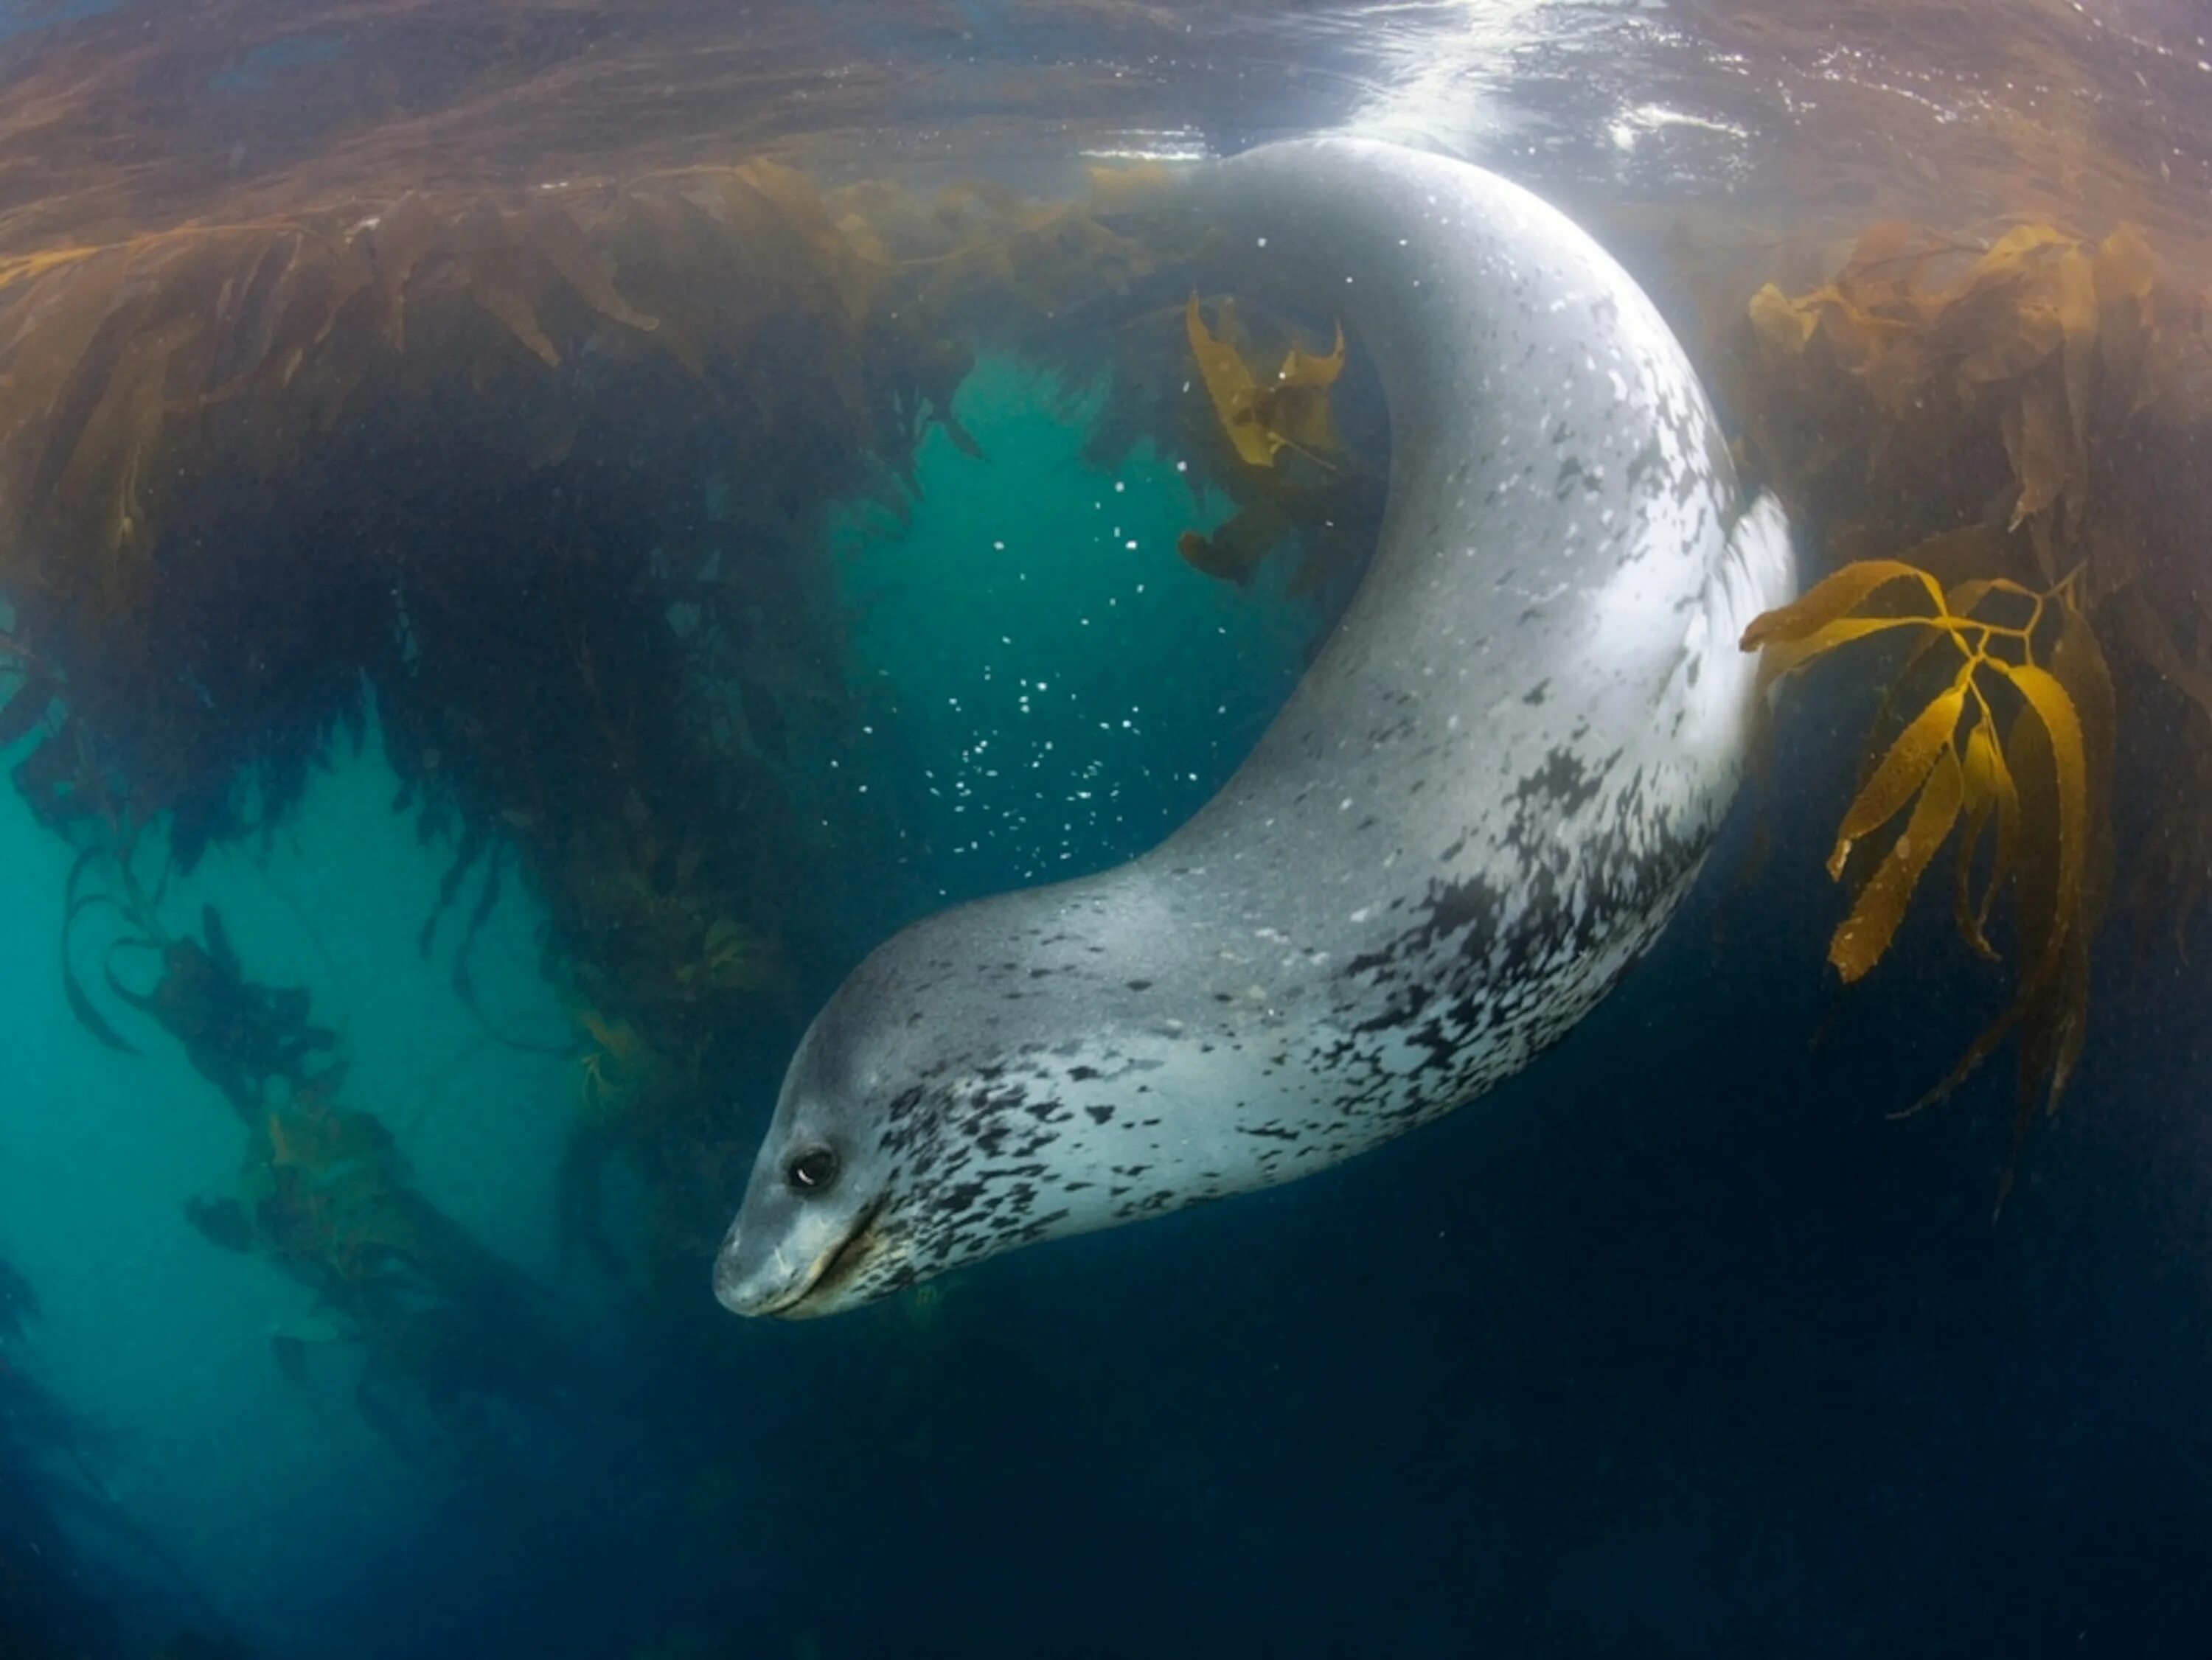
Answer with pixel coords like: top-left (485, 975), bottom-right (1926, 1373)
top-left (1, 347), bottom-right (2209, 1660)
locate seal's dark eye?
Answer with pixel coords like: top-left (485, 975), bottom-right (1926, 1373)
top-left (786, 1147), bottom-right (838, 1193)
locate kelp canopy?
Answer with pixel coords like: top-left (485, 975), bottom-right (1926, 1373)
top-left (0, 84), bottom-right (1379, 1325)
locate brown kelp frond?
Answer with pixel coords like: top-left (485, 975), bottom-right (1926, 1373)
top-left (1742, 566), bottom-right (2103, 1130)
top-left (1184, 293), bottom-right (1344, 470)
top-left (1725, 209), bottom-right (2212, 1187)
top-left (1738, 219), bottom-right (2189, 591)
top-left (0, 158), bottom-right (919, 565)
top-left (1169, 293), bottom-right (1378, 595)
top-left (574, 1005), bottom-right (657, 1123)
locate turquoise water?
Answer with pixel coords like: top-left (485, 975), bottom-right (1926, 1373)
top-left (0, 356), bottom-right (1326, 1657)
top-left (0, 684), bottom-right (570, 1655)
top-left (832, 358), bottom-right (1318, 915)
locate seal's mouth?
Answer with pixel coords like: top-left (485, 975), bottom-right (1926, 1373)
top-left (751, 1196), bottom-right (887, 1319)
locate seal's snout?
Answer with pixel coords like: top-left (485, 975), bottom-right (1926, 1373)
top-left (713, 1225), bottom-right (801, 1317)
top-left (715, 1190), bottom-right (890, 1318)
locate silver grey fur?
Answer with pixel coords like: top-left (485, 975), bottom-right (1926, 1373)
top-left (715, 137), bottom-right (1794, 1318)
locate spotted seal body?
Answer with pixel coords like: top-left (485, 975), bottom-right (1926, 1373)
top-left (716, 137), bottom-right (1793, 1318)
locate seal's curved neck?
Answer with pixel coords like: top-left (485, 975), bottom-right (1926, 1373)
top-left (715, 139), bottom-right (1793, 1318)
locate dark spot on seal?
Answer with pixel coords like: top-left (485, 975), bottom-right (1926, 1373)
top-left (1512, 747), bottom-right (1601, 817)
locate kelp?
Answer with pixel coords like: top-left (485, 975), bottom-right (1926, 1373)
top-left (1171, 293), bottom-right (1380, 594)
top-left (0, 152), bottom-right (1379, 1316)
top-left (0, 156), bottom-right (953, 885)
top-left (1729, 208), bottom-right (2211, 1181)
top-left (55, 881), bottom-right (580, 1472)
top-left (0, 163), bottom-right (976, 1287)
top-left (105, 904), bottom-right (341, 1120)
top-left (1743, 561), bottom-right (2108, 1187)
top-left (1184, 293), bottom-right (1344, 469)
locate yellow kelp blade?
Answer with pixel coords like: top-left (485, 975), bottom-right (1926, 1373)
top-left (1741, 557), bottom-right (1957, 691)
top-left (1747, 282), bottom-right (1818, 358)
top-left (1186, 296), bottom-right (1345, 469)
top-left (1988, 659), bottom-right (2088, 988)
top-left (1830, 744), bottom-right (1966, 982)
top-left (1257, 324), bottom-right (1346, 458)
top-left (1740, 559), bottom-right (1948, 653)
top-left (1952, 715), bottom-right (2020, 959)
top-left (1186, 293), bottom-right (1275, 467)
top-left (1756, 614), bottom-right (1931, 688)
top-left (1901, 698), bottom-right (2066, 1120)
top-left (1278, 323), bottom-right (1344, 390)
top-left (2048, 600), bottom-right (2115, 851)
top-left (1944, 223), bottom-right (2074, 308)
top-left (1826, 677), bottom-right (1969, 879)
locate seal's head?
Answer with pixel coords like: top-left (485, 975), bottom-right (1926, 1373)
top-left (714, 894), bottom-right (1162, 1317)
top-left (714, 909), bottom-right (997, 1319)
top-left (713, 1003), bottom-right (906, 1318)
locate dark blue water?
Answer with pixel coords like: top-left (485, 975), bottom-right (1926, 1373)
top-left (4, 360), bottom-right (2206, 1660)
top-left (3, 4), bottom-right (2211, 1659)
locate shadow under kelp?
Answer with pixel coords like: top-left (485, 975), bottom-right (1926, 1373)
top-left (1, 1256), bottom-right (251, 1660)
top-left (0, 1411), bottom-right (120, 1656)
top-left (0, 1259), bottom-right (111, 1659)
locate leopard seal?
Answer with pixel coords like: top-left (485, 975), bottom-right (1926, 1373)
top-left (715, 136), bottom-right (1793, 1318)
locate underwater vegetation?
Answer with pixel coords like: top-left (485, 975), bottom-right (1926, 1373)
top-left (0, 152), bottom-right (1374, 1409)
top-left (1, 130), bottom-right (2203, 1551)
top-left (66, 885), bottom-right (582, 1474)
top-left (1722, 215), bottom-right (2212, 1185)
top-left (1173, 293), bottom-right (1380, 594)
